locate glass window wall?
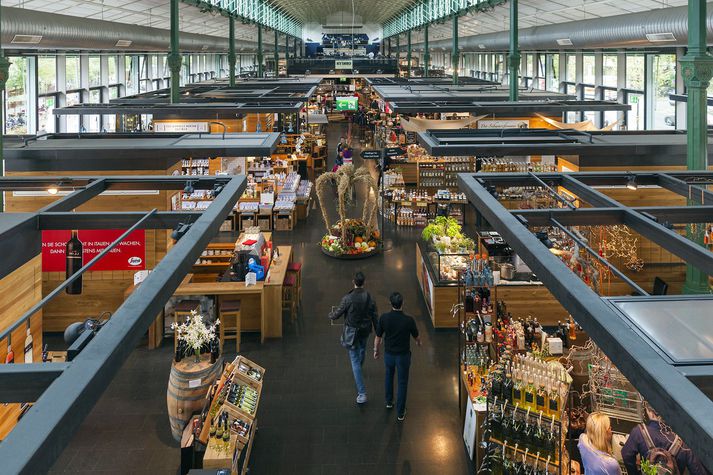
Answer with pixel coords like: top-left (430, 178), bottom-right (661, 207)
top-left (5, 57), bottom-right (28, 134)
top-left (650, 54), bottom-right (676, 129)
top-left (38, 57), bottom-right (56, 94)
top-left (66, 55), bottom-right (80, 90)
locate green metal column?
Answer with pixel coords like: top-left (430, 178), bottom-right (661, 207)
top-left (452, 15), bottom-right (459, 85)
top-left (228, 17), bottom-right (236, 87)
top-left (257, 25), bottom-right (264, 78)
top-left (167, 0), bottom-right (182, 103)
top-left (285, 35), bottom-right (290, 63)
top-left (424, 25), bottom-right (430, 78)
top-left (0, 5), bottom-right (11, 211)
top-left (396, 34), bottom-right (401, 76)
top-left (680, 0), bottom-right (713, 293)
top-left (508, 0), bottom-right (520, 100)
top-left (407, 30), bottom-right (412, 78)
top-left (274, 30), bottom-right (279, 76)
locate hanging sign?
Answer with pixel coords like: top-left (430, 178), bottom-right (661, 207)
top-left (360, 150), bottom-right (382, 160)
top-left (154, 122), bottom-right (209, 133)
top-left (384, 147), bottom-right (406, 158)
top-left (335, 59), bottom-right (353, 70)
top-left (41, 229), bottom-right (146, 272)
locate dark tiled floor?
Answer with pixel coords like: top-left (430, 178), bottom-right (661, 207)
top-left (49, 122), bottom-right (471, 475)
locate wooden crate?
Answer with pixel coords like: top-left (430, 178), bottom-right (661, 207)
top-left (257, 213), bottom-right (272, 232)
top-left (234, 355), bottom-right (266, 389)
top-left (222, 370), bottom-right (262, 423)
top-left (219, 403), bottom-right (255, 450)
top-left (239, 213), bottom-right (257, 231)
top-left (273, 211), bottom-right (294, 231)
top-left (203, 432), bottom-right (238, 470)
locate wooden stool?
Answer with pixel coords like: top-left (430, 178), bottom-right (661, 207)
top-left (287, 261), bottom-right (302, 307)
top-left (282, 274), bottom-right (298, 322)
top-left (218, 299), bottom-right (241, 353)
top-left (173, 299), bottom-right (200, 349)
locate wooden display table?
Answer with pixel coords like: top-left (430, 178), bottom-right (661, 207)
top-left (174, 245), bottom-right (292, 342)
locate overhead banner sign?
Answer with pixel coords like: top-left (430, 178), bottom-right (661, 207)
top-left (42, 229), bottom-right (146, 272)
top-left (335, 59), bottom-right (353, 70)
top-left (477, 119), bottom-right (529, 129)
top-left (154, 122), bottom-right (209, 133)
top-left (384, 147), bottom-right (406, 158)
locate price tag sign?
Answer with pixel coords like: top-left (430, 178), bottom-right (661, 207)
top-left (188, 378), bottom-right (202, 388)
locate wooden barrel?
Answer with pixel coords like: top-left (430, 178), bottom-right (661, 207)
top-left (167, 355), bottom-right (222, 441)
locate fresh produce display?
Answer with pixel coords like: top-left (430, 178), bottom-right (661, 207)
top-left (320, 219), bottom-right (381, 257)
top-left (422, 216), bottom-right (475, 254)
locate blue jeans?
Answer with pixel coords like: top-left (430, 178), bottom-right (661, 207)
top-left (384, 352), bottom-right (411, 416)
top-left (348, 335), bottom-right (368, 395)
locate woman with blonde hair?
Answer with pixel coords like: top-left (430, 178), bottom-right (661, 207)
top-left (578, 412), bottom-right (622, 475)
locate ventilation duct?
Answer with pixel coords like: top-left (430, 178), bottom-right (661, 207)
top-left (411, 3), bottom-right (712, 51)
top-left (1, 6), bottom-right (260, 53)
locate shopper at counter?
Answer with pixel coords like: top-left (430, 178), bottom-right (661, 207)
top-left (621, 403), bottom-right (709, 475)
top-left (373, 292), bottom-right (421, 421)
top-left (578, 412), bottom-right (622, 475)
top-left (329, 271), bottom-right (378, 404)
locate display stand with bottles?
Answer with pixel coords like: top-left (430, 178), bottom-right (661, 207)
top-left (198, 355), bottom-right (265, 475)
top-left (480, 350), bottom-right (570, 475)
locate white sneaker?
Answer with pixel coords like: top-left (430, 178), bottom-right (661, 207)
top-left (356, 393), bottom-right (368, 404)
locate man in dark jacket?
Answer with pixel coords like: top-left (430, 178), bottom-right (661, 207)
top-left (373, 292), bottom-right (421, 421)
top-left (621, 404), bottom-right (709, 475)
top-left (329, 271), bottom-right (378, 404)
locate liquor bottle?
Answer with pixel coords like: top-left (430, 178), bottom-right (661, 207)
top-left (568, 316), bottom-right (577, 342)
top-left (502, 369), bottom-right (514, 404)
top-left (536, 376), bottom-right (548, 415)
top-left (65, 230), bottom-right (83, 295)
top-left (175, 340), bottom-right (183, 363)
top-left (524, 375), bottom-right (536, 410)
top-left (23, 328), bottom-right (33, 363)
top-left (210, 336), bottom-right (219, 364)
top-left (5, 344), bottom-right (14, 364)
top-left (548, 378), bottom-right (560, 420)
top-left (512, 369), bottom-right (524, 405)
top-left (41, 343), bottom-right (49, 362)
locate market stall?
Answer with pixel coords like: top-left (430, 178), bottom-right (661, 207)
top-left (173, 231), bottom-right (291, 342)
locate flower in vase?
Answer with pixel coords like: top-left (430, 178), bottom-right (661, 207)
top-left (171, 310), bottom-right (219, 358)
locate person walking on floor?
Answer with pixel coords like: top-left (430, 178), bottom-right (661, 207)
top-left (373, 292), bottom-right (421, 421)
top-left (329, 271), bottom-right (378, 404)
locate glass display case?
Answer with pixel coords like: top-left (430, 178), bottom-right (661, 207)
top-left (418, 240), bottom-right (472, 284)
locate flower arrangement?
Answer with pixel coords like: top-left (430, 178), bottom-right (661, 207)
top-left (171, 310), bottom-right (219, 360)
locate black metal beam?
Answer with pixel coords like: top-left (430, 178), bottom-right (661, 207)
top-left (0, 175), bottom-right (230, 191)
top-left (38, 179), bottom-right (107, 213)
top-left (0, 364), bottom-right (69, 404)
top-left (38, 211), bottom-right (202, 230)
top-left (657, 173), bottom-right (713, 205)
top-left (0, 175), bottom-right (246, 474)
top-left (459, 173), bottom-right (713, 467)
top-left (513, 206), bottom-right (713, 226)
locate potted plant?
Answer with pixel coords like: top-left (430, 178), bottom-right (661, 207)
top-left (171, 310), bottom-right (219, 363)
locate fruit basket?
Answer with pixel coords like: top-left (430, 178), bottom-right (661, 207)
top-left (320, 219), bottom-right (381, 259)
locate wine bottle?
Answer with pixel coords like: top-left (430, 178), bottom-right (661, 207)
top-left (536, 376), bottom-right (547, 415)
top-left (65, 230), bottom-right (83, 295)
top-left (41, 343), bottom-right (48, 362)
top-left (5, 344), bottom-right (14, 364)
top-left (23, 329), bottom-right (33, 363)
top-left (548, 378), bottom-right (560, 420)
top-left (502, 369), bottom-right (514, 404)
top-left (175, 340), bottom-right (183, 363)
top-left (524, 375), bottom-right (536, 410)
top-left (512, 369), bottom-right (524, 405)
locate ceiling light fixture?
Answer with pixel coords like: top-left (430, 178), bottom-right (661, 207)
top-left (47, 185), bottom-right (59, 195)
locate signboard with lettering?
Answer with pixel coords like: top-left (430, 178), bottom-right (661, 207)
top-left (154, 122), bottom-right (210, 133)
top-left (384, 147), bottom-right (406, 157)
top-left (42, 229), bottom-right (146, 272)
top-left (477, 119), bottom-right (529, 129)
top-left (335, 59), bottom-right (353, 70)
top-left (360, 150), bottom-right (382, 160)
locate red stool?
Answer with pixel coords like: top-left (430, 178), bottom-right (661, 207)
top-left (286, 261), bottom-right (302, 307)
top-left (282, 274), bottom-right (298, 322)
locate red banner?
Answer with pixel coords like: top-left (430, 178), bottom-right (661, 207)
top-left (42, 229), bottom-right (146, 272)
